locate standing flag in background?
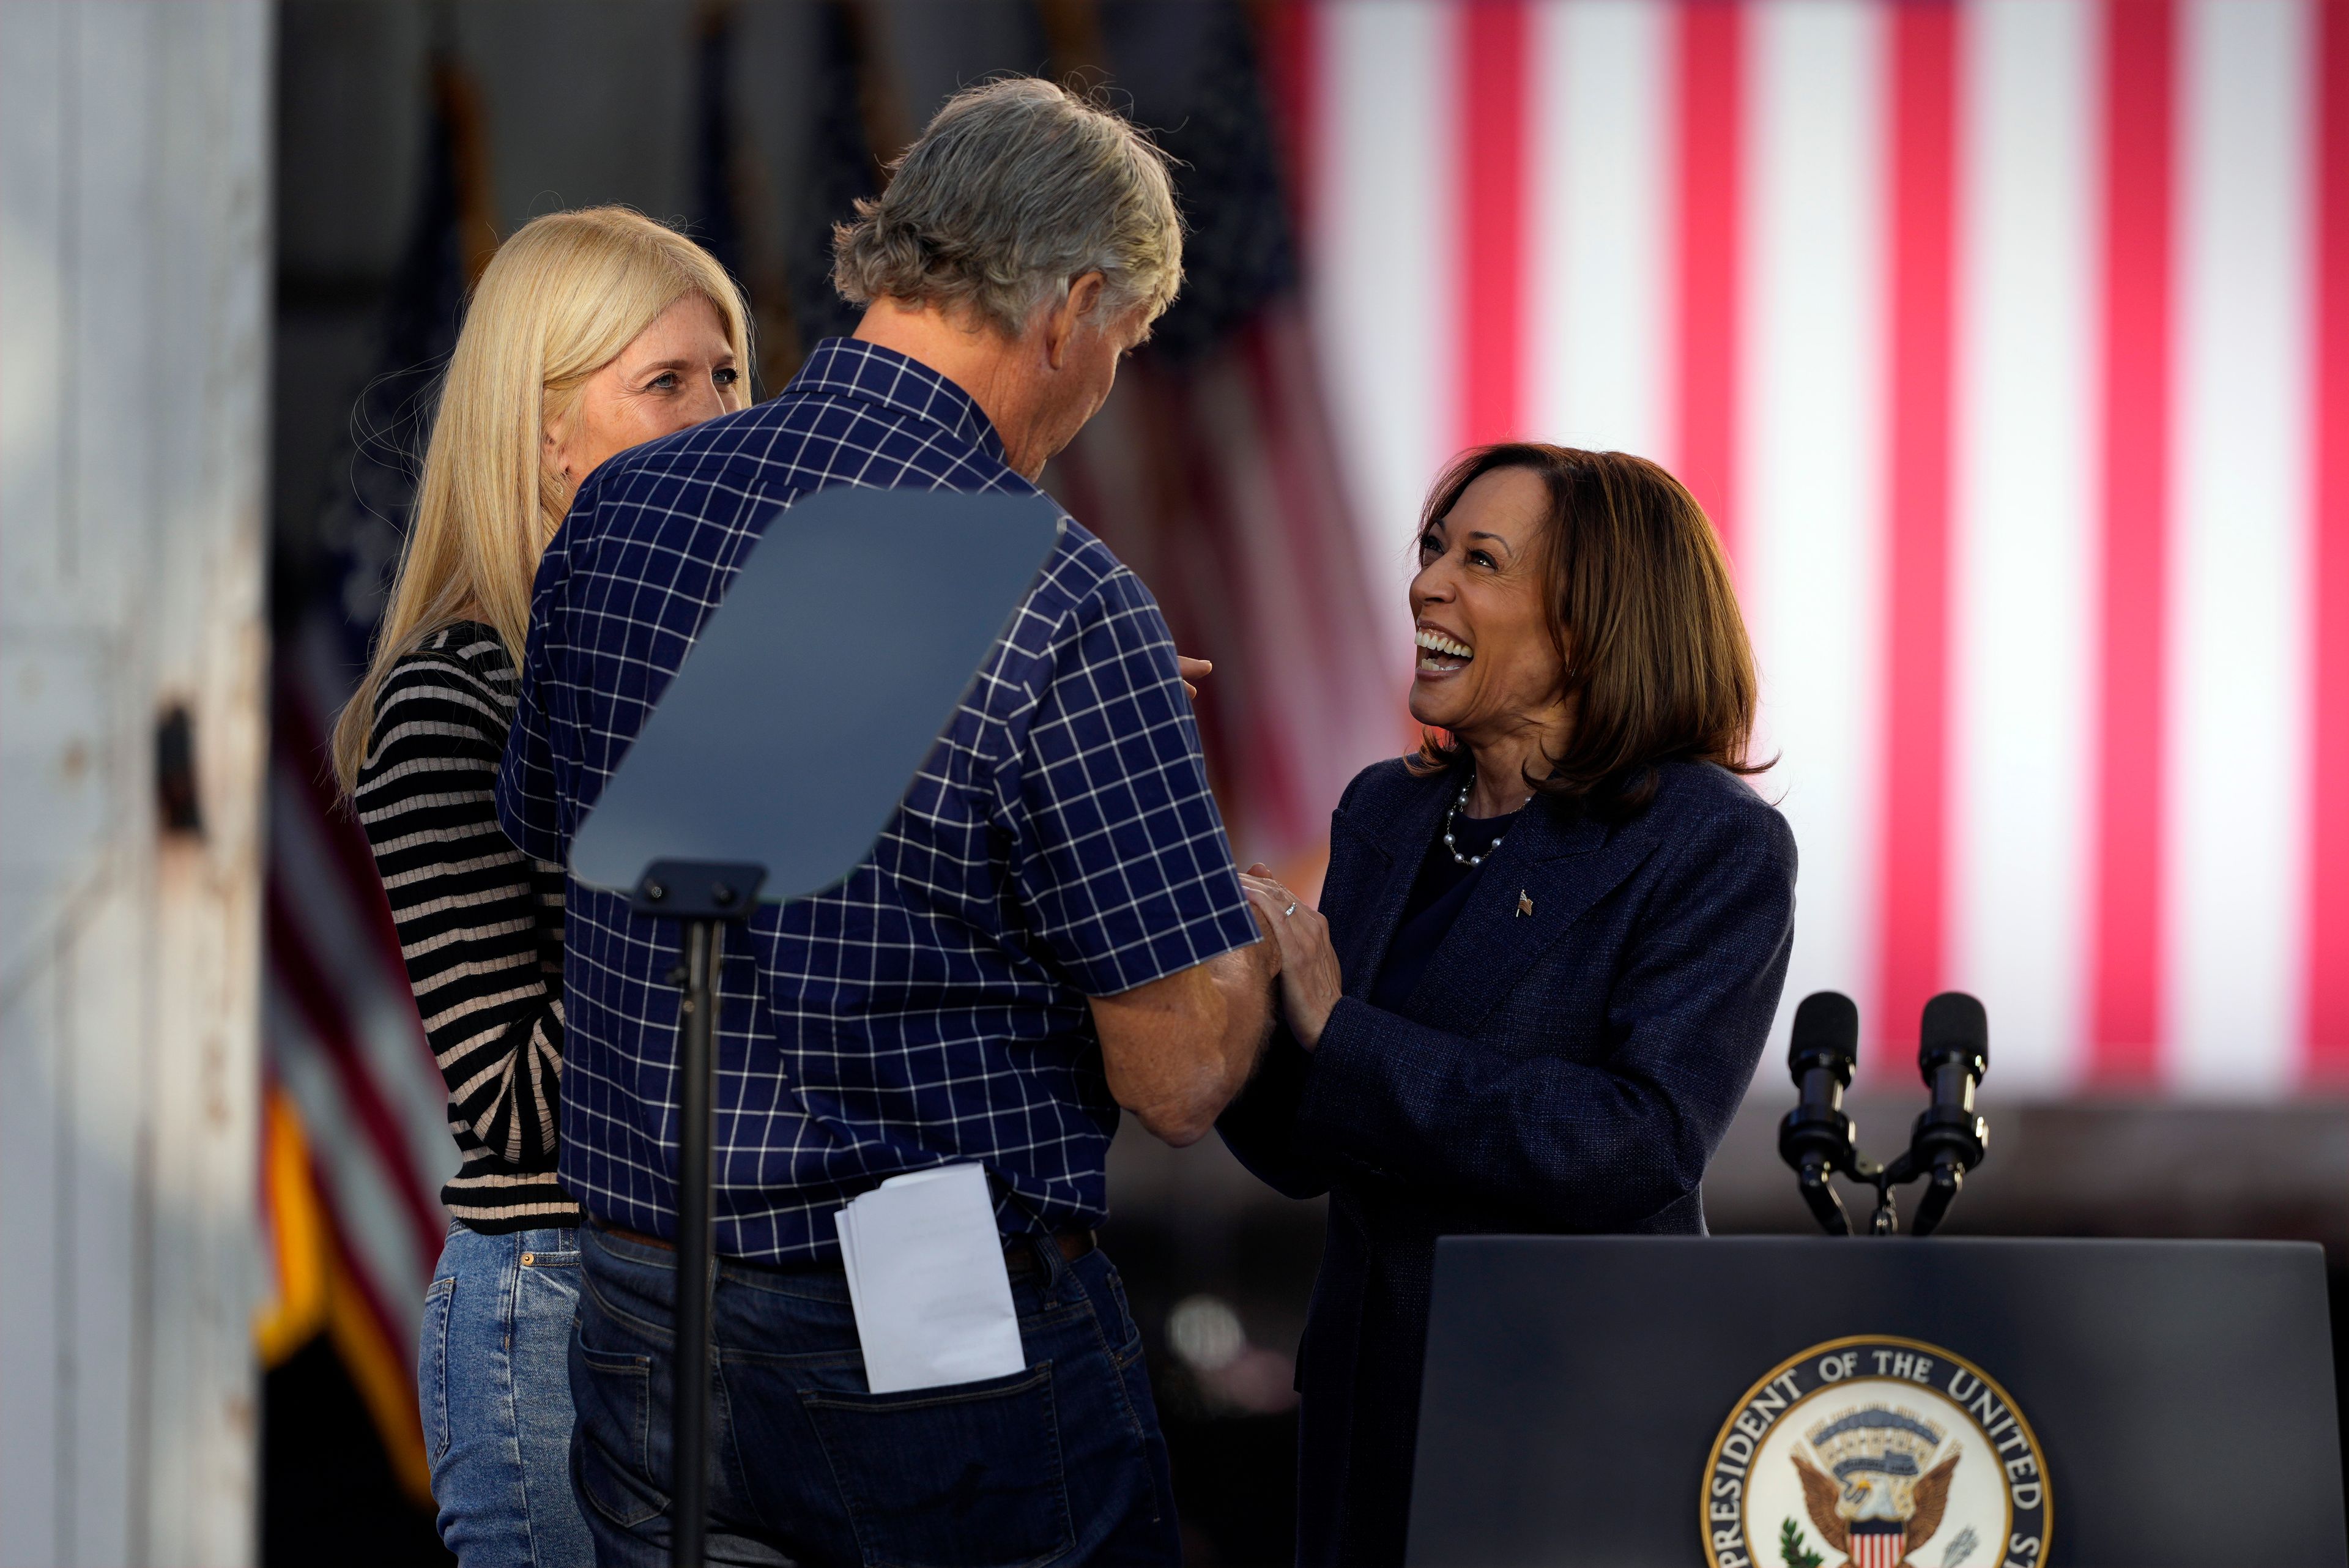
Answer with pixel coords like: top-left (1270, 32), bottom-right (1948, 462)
top-left (258, 50), bottom-right (499, 1503)
top-left (692, 0), bottom-right (803, 395)
top-left (787, 0), bottom-right (904, 350)
top-left (1045, 1), bottom-right (1405, 888)
top-left (1290, 0), bottom-right (2349, 1096)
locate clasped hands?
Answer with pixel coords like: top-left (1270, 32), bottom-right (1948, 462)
top-left (1177, 655), bottom-right (1341, 1050)
top-left (1239, 863), bottom-right (1343, 1051)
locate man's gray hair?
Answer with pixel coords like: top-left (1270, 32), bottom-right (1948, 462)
top-left (832, 78), bottom-right (1182, 338)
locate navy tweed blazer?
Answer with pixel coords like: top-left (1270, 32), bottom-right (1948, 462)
top-left (1218, 756), bottom-right (1797, 1567)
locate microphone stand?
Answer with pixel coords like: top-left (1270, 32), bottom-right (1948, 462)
top-left (1794, 1140), bottom-right (1906, 1236)
top-left (1906, 992), bottom-right (1991, 1236)
top-left (1778, 991), bottom-right (1989, 1239)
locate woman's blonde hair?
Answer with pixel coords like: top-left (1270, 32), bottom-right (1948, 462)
top-left (331, 206), bottom-right (750, 794)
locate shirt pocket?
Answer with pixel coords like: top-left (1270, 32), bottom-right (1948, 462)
top-left (800, 1362), bottom-right (1074, 1568)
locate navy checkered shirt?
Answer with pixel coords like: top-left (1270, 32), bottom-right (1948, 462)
top-left (495, 339), bottom-right (1260, 1261)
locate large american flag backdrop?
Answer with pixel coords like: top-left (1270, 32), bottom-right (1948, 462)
top-left (1277, 0), bottom-right (2349, 1098)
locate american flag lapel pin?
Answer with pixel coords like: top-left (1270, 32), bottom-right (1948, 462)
top-left (1516, 890), bottom-right (1534, 918)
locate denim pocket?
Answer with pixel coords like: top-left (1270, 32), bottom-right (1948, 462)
top-left (1099, 1266), bottom-right (1145, 1369)
top-left (572, 1340), bottom-right (662, 1528)
top-left (801, 1362), bottom-right (1074, 1568)
top-left (417, 1276), bottom-right (455, 1468)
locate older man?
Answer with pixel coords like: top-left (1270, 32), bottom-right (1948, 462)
top-left (497, 80), bottom-right (1275, 1564)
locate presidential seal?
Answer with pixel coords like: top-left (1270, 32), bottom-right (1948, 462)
top-left (1699, 1336), bottom-right (2049, 1568)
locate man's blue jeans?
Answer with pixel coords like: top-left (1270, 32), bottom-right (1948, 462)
top-left (570, 1221), bottom-right (1182, 1567)
top-left (419, 1224), bottom-right (594, 1567)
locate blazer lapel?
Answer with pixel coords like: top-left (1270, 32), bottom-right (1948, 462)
top-left (1401, 800), bottom-right (1661, 1034)
top-left (1330, 771), bottom-right (1451, 1000)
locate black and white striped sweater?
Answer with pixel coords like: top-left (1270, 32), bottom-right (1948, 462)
top-left (355, 622), bottom-right (581, 1231)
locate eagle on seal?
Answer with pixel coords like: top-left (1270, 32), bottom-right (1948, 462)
top-left (1794, 1449), bottom-right (1960, 1568)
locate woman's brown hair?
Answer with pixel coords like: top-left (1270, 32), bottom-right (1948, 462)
top-left (1410, 442), bottom-right (1765, 817)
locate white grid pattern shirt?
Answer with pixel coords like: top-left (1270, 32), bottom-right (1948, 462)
top-left (497, 338), bottom-right (1260, 1260)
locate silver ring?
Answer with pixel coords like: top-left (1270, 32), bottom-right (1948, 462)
top-left (1283, 901), bottom-right (1299, 917)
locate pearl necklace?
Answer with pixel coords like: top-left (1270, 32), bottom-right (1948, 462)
top-left (1442, 771), bottom-right (1513, 868)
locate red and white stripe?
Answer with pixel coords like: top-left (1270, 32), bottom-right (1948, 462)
top-left (1853, 1528), bottom-right (1906, 1568)
top-left (264, 623), bottom-right (452, 1376)
top-left (1291, 0), bottom-right (2349, 1097)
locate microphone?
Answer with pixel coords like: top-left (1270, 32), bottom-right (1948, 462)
top-left (1907, 991), bottom-right (1989, 1237)
top-left (1778, 992), bottom-right (1860, 1236)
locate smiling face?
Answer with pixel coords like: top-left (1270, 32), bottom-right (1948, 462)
top-left (1409, 464), bottom-right (1570, 745)
top-left (545, 291), bottom-right (744, 507)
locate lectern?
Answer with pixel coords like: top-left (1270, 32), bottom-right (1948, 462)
top-left (1403, 994), bottom-right (2348, 1566)
top-left (569, 486), bottom-right (1063, 1568)
top-left (1405, 1235), bottom-right (2345, 1567)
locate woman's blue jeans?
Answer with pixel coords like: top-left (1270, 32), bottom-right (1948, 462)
top-left (419, 1224), bottom-right (594, 1567)
top-left (569, 1221), bottom-right (1182, 1567)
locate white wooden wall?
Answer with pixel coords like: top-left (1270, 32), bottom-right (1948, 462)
top-left (0, 4), bottom-right (271, 1564)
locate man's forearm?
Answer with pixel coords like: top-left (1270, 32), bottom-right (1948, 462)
top-left (1092, 937), bottom-right (1280, 1147)
top-left (1202, 942), bottom-right (1280, 1102)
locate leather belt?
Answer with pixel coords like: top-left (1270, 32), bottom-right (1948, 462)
top-left (599, 1222), bottom-right (1096, 1267)
top-left (1014, 1229), bottom-right (1100, 1267)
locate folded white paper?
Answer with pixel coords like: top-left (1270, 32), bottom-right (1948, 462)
top-left (833, 1163), bottom-right (1026, 1394)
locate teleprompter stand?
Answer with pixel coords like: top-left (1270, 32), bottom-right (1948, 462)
top-left (570, 487), bottom-right (1062, 1568)
top-left (626, 859), bottom-right (763, 1568)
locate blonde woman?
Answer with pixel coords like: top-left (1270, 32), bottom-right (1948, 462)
top-left (333, 207), bottom-right (749, 1567)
